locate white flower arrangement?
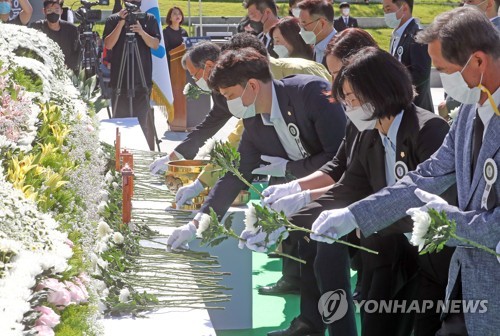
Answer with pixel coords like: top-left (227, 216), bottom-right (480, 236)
top-left (196, 213), bottom-right (211, 237)
top-left (244, 203), bottom-right (259, 234)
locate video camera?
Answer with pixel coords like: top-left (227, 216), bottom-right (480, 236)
top-left (74, 0), bottom-right (108, 23)
top-left (124, 2), bottom-right (147, 25)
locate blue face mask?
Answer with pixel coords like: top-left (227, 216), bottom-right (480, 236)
top-left (0, 2), bottom-right (11, 15)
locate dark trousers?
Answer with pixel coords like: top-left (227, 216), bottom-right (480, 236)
top-left (111, 88), bottom-right (155, 151)
top-left (289, 193), bottom-right (357, 335)
top-left (281, 232), bottom-right (301, 288)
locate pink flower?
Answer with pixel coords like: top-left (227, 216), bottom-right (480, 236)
top-left (37, 278), bottom-right (72, 308)
top-left (64, 238), bottom-right (74, 248)
top-left (34, 325), bottom-right (55, 336)
top-left (64, 280), bottom-right (88, 304)
top-left (35, 306), bottom-right (60, 328)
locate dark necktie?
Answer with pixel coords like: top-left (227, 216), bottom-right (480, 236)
top-left (471, 110), bottom-right (484, 175)
top-left (344, 18), bottom-right (348, 26)
top-left (261, 34), bottom-right (268, 47)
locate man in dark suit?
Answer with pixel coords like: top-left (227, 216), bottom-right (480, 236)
top-left (333, 2), bottom-right (358, 32)
top-left (383, 0), bottom-right (434, 112)
top-left (245, 48), bottom-right (455, 336)
top-left (244, 0), bottom-right (280, 58)
top-left (166, 47), bottom-right (346, 256)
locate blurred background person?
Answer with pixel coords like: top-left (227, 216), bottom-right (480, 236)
top-left (289, 0), bottom-right (300, 16)
top-left (270, 16), bottom-right (313, 59)
top-left (0, 0), bottom-right (32, 24)
top-left (237, 15), bottom-right (263, 35)
top-left (334, 2), bottom-right (358, 32)
top-left (163, 6), bottom-right (188, 72)
top-left (244, 0), bottom-right (280, 57)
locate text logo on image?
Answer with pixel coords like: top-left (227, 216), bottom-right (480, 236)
top-left (318, 289), bottom-right (348, 324)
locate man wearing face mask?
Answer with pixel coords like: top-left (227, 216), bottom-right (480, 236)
top-left (303, 8), bottom-right (500, 335)
top-left (244, 0), bottom-right (280, 58)
top-left (298, 0), bottom-right (336, 65)
top-left (382, 0), bottom-right (434, 113)
top-left (30, 0), bottom-right (80, 73)
top-left (0, 0), bottom-right (32, 25)
top-left (166, 48), bottom-right (346, 265)
top-left (333, 2), bottom-right (358, 32)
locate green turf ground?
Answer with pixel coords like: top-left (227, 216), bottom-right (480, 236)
top-left (216, 252), bottom-right (361, 336)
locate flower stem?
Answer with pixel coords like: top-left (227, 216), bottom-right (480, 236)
top-left (451, 233), bottom-right (500, 257)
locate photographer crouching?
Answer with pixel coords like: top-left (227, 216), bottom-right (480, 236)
top-left (103, 0), bottom-right (160, 150)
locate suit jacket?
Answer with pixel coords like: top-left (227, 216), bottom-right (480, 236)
top-left (333, 16), bottom-right (358, 32)
top-left (349, 103), bottom-right (500, 334)
top-left (174, 91), bottom-right (232, 159)
top-left (392, 19), bottom-right (434, 113)
top-left (200, 75), bottom-right (346, 217)
top-left (333, 105), bottom-right (454, 236)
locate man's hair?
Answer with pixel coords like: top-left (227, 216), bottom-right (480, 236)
top-left (43, 0), bottom-right (62, 8)
top-left (181, 41), bottom-right (221, 69)
top-left (270, 16), bottom-right (314, 59)
top-left (333, 47), bottom-right (415, 119)
top-left (166, 6), bottom-right (184, 26)
top-left (243, 0), bottom-right (278, 16)
top-left (326, 28), bottom-right (378, 62)
top-left (416, 7), bottom-right (500, 66)
top-left (221, 33), bottom-right (268, 57)
top-left (208, 48), bottom-right (273, 90)
top-left (298, 0), bottom-right (334, 23)
top-left (339, 2), bottom-right (350, 9)
top-left (495, 0), bottom-right (500, 12)
top-left (392, 0), bottom-right (413, 13)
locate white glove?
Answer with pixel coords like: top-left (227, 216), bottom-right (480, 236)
top-left (175, 179), bottom-right (205, 206)
top-left (166, 222), bottom-right (197, 250)
top-left (406, 188), bottom-right (449, 217)
top-left (310, 208), bottom-right (357, 243)
top-left (252, 155), bottom-right (289, 177)
top-left (244, 226), bottom-right (289, 252)
top-left (269, 190), bottom-right (311, 217)
top-left (261, 180), bottom-right (302, 205)
top-left (150, 155), bottom-right (170, 174)
top-left (238, 229), bottom-right (259, 249)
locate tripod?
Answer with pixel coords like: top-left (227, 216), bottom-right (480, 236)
top-left (113, 28), bottom-right (161, 151)
top-left (78, 22), bottom-right (100, 78)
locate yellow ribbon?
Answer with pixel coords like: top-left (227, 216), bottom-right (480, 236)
top-left (479, 84), bottom-right (500, 116)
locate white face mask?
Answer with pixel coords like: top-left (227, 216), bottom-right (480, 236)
top-left (291, 7), bottom-right (301, 18)
top-left (345, 103), bottom-right (377, 131)
top-left (195, 66), bottom-right (210, 91)
top-left (384, 7), bottom-right (403, 28)
top-left (342, 8), bottom-right (350, 17)
top-left (226, 82), bottom-right (257, 119)
top-left (440, 54), bottom-right (483, 105)
top-left (300, 20), bottom-right (320, 45)
top-left (273, 44), bottom-right (289, 58)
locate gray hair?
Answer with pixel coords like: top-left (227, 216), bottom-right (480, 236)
top-left (416, 7), bottom-right (500, 66)
top-left (181, 41), bottom-right (221, 69)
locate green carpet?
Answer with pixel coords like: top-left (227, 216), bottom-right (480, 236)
top-left (217, 252), bottom-right (361, 336)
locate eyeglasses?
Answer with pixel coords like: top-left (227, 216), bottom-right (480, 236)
top-left (191, 67), bottom-right (203, 81)
top-left (300, 18), bottom-right (320, 29)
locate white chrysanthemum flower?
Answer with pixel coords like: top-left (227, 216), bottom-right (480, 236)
top-left (496, 241), bottom-right (500, 264)
top-left (112, 182), bottom-right (119, 190)
top-left (112, 232), bottom-right (124, 245)
top-left (183, 83), bottom-right (191, 95)
top-left (196, 214), bottom-right (211, 237)
top-left (104, 171), bottom-right (114, 184)
top-left (0, 239), bottom-right (22, 254)
top-left (118, 288), bottom-right (130, 303)
top-left (449, 107), bottom-right (459, 120)
top-left (244, 204), bottom-right (259, 234)
top-left (409, 209), bottom-right (431, 251)
top-left (97, 201), bottom-right (107, 214)
top-left (97, 221), bottom-right (112, 238)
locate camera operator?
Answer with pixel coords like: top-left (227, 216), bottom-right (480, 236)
top-left (103, 0), bottom-right (160, 151)
top-left (30, 0), bottom-right (80, 72)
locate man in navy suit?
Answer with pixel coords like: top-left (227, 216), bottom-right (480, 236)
top-left (310, 8), bottom-right (500, 335)
top-left (383, 0), bottom-right (434, 112)
top-left (333, 2), bottom-right (358, 32)
top-left (166, 48), bottom-right (346, 254)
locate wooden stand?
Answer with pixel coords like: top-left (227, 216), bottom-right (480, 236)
top-left (115, 128), bottom-right (121, 171)
top-left (121, 163), bottom-right (134, 226)
top-left (168, 44), bottom-right (188, 131)
top-left (120, 149), bottom-right (134, 196)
